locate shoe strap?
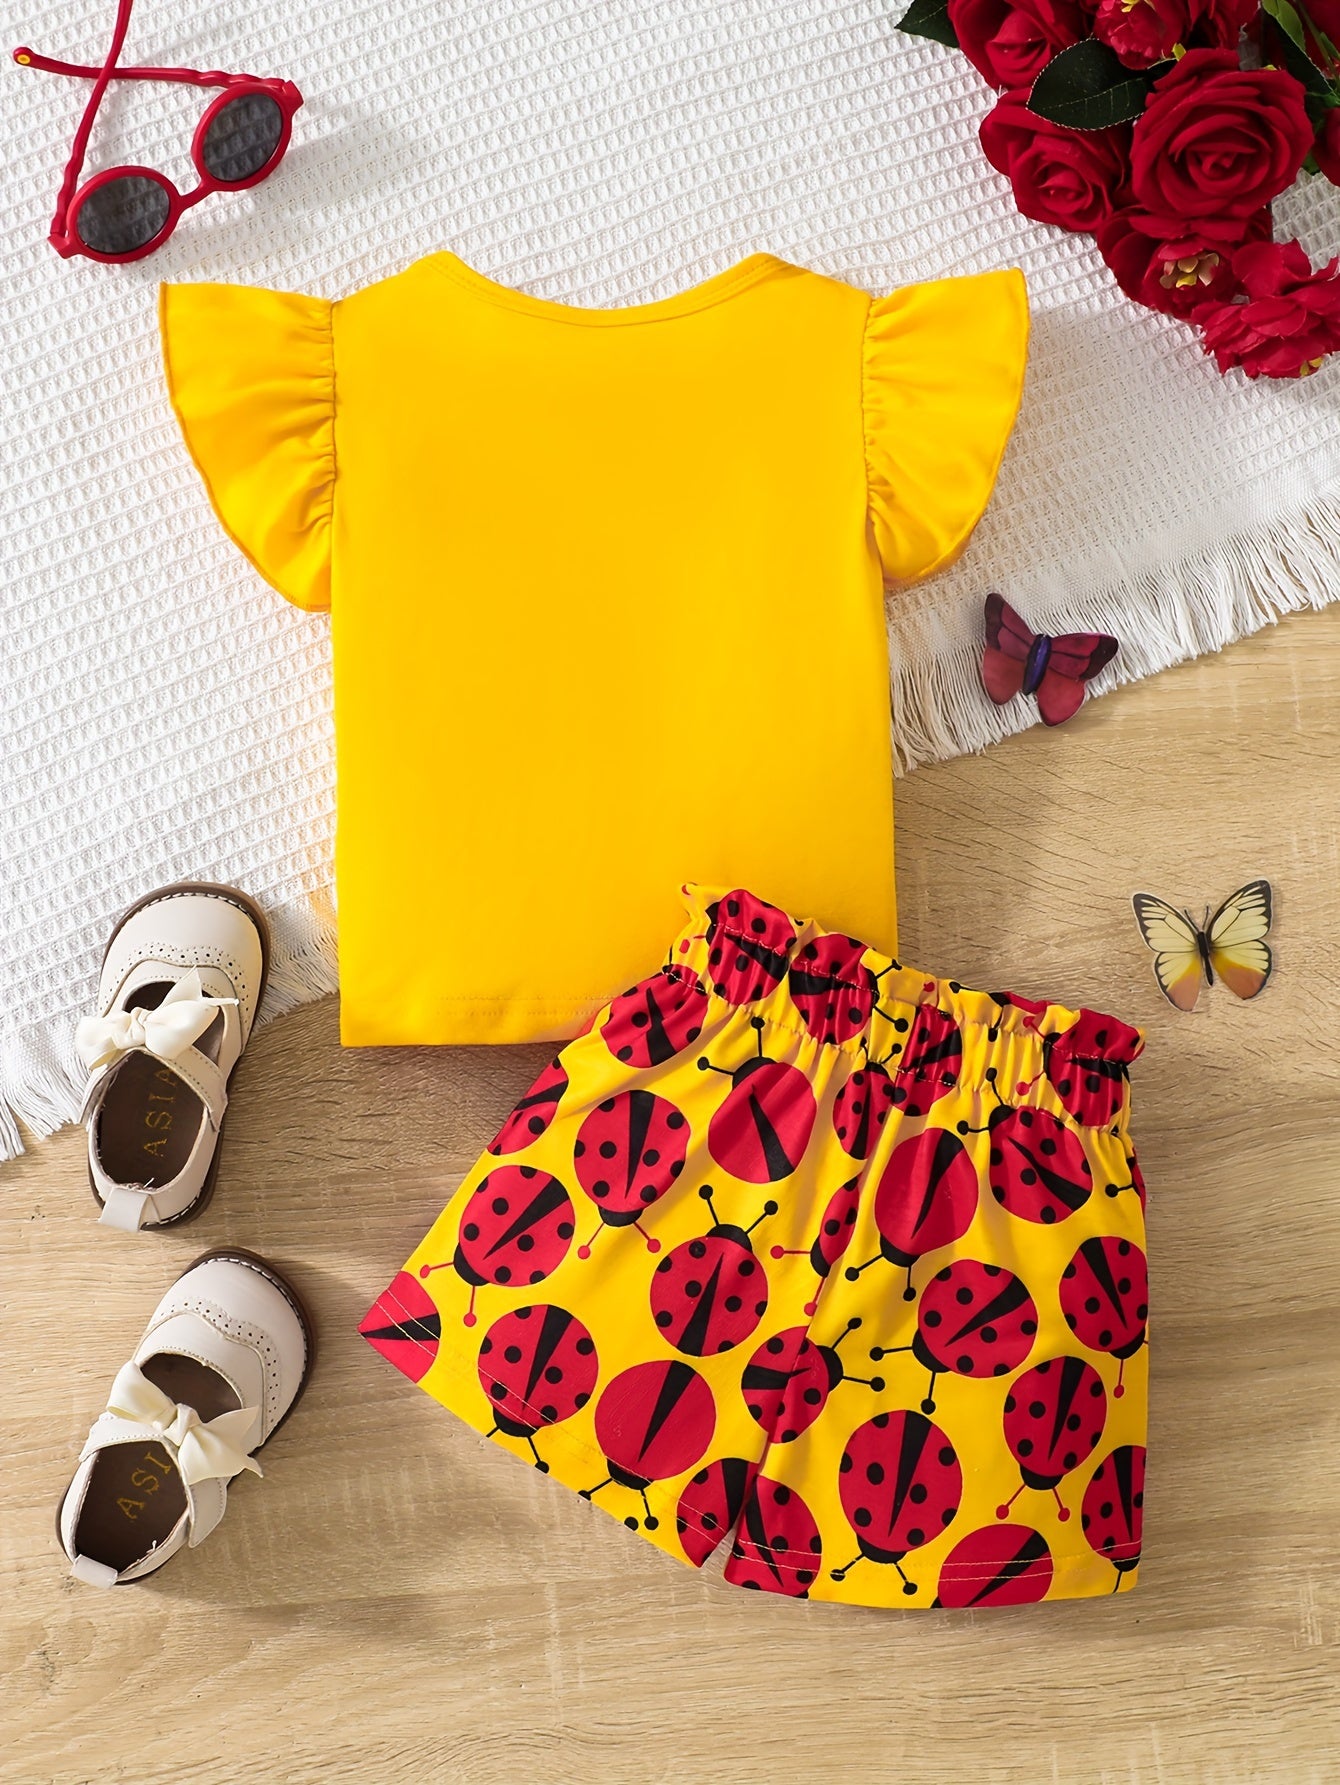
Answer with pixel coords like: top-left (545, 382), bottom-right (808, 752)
top-left (77, 968), bottom-right (233, 1131)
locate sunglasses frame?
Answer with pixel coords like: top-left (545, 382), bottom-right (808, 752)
top-left (15, 0), bottom-right (302, 263)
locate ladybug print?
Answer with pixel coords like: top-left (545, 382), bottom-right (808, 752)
top-left (476, 1304), bottom-right (598, 1472)
top-left (870, 1259), bottom-right (1037, 1412)
top-left (601, 968), bottom-right (707, 1067)
top-left (788, 933), bottom-right (876, 1046)
top-left (486, 1057), bottom-right (569, 1156)
top-left (358, 1271), bottom-right (440, 1383)
top-left (419, 1164), bottom-right (575, 1327)
top-left (650, 1185), bottom-right (776, 1356)
top-left (1081, 1444), bottom-right (1144, 1583)
top-left (846, 1127), bottom-right (979, 1300)
top-left (1060, 1236), bottom-right (1148, 1396)
top-left (769, 1173), bottom-right (862, 1315)
top-left (1104, 1147), bottom-right (1147, 1208)
top-left (699, 1017), bottom-right (817, 1184)
top-left (977, 1099), bottom-right (1094, 1225)
top-left (833, 1410), bottom-right (963, 1595)
top-left (832, 1061), bottom-right (898, 1159)
top-left (1045, 1010), bottom-right (1141, 1127)
top-left (889, 1004), bottom-right (963, 1116)
top-left (724, 1476), bottom-right (824, 1596)
top-left (934, 1524), bottom-right (1054, 1608)
top-left (742, 1317), bottom-right (884, 1443)
top-left (676, 1456), bottom-right (757, 1566)
top-left (702, 889), bottom-right (796, 1003)
top-left (998, 1356), bottom-right (1108, 1523)
top-left (572, 1089), bottom-right (689, 1256)
top-left (582, 1359), bottom-right (717, 1530)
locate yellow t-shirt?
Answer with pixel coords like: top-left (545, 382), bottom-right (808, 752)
top-left (159, 253), bottom-right (1028, 1046)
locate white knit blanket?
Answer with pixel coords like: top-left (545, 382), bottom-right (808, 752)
top-left (2, 0), bottom-right (1338, 1158)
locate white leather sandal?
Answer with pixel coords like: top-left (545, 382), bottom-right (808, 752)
top-left (57, 1248), bottom-right (313, 1586)
top-left (76, 882), bottom-right (269, 1232)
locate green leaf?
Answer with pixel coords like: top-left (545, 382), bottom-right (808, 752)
top-left (895, 0), bottom-right (961, 51)
top-left (1027, 38), bottom-right (1157, 131)
top-left (1262, 0), bottom-right (1310, 53)
top-left (1261, 8), bottom-right (1335, 95)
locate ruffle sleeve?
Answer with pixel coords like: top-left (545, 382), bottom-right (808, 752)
top-left (159, 282), bottom-right (335, 612)
top-left (863, 269), bottom-right (1029, 586)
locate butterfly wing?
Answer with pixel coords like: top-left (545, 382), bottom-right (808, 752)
top-left (1035, 668), bottom-right (1088, 727)
top-left (1046, 633), bottom-right (1120, 681)
top-left (1206, 879), bottom-right (1273, 1000)
top-left (1132, 893), bottom-right (1205, 1012)
top-left (982, 593), bottom-right (1032, 705)
top-left (1034, 631), bottom-right (1119, 726)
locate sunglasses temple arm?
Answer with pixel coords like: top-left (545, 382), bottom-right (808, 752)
top-left (16, 46), bottom-right (243, 89)
top-left (48, 0), bottom-right (135, 248)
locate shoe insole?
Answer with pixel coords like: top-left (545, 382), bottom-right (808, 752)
top-left (73, 1356), bottom-right (241, 1574)
top-left (94, 981), bottom-right (223, 1189)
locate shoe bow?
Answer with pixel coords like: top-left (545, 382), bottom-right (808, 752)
top-left (106, 1361), bottom-right (263, 1486)
top-left (76, 970), bottom-right (236, 1074)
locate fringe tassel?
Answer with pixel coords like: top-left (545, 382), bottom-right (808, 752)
top-left (0, 889), bottom-right (340, 1165)
top-left (889, 484), bottom-right (1340, 773)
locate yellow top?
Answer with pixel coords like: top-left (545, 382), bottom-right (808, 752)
top-left (159, 253), bottom-right (1028, 1046)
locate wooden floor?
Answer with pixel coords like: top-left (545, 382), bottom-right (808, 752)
top-left (3, 608), bottom-right (1339, 1784)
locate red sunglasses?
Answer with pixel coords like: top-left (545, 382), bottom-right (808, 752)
top-left (14, 0), bottom-right (302, 263)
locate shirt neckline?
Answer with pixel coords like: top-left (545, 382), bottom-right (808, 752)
top-left (424, 251), bottom-right (792, 324)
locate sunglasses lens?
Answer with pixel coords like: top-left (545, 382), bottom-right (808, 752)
top-left (200, 92), bottom-right (284, 184)
top-left (73, 175), bottom-right (171, 257)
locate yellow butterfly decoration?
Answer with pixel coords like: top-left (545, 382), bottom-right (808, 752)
top-left (1131, 879), bottom-right (1273, 1012)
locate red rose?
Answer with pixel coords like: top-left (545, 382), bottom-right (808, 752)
top-left (1196, 239), bottom-right (1340, 377)
top-left (1318, 108), bottom-right (1340, 186)
top-left (1130, 51), bottom-right (1313, 231)
top-left (949, 0), bottom-right (1092, 89)
top-left (1093, 0), bottom-right (1255, 69)
top-left (1096, 206), bottom-right (1268, 316)
top-left (980, 89), bottom-right (1131, 232)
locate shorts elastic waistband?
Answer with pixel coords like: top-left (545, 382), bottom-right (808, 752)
top-left (669, 883), bottom-right (1144, 1132)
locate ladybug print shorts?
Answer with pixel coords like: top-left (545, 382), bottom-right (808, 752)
top-left (362, 884), bottom-right (1149, 1609)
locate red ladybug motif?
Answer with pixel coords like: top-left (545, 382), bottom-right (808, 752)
top-left (934, 1524), bottom-right (1054, 1608)
top-left (833, 1410), bottom-right (963, 1595)
top-left (998, 1356), bottom-right (1108, 1523)
top-left (359, 1271), bottom-right (441, 1383)
top-left (572, 1089), bottom-right (689, 1257)
top-left (582, 1359), bottom-right (717, 1530)
top-left (601, 968), bottom-right (708, 1067)
top-left (418, 1164), bottom-right (575, 1327)
top-left (476, 1303), bottom-right (599, 1472)
top-left (845, 1128), bottom-right (979, 1300)
top-left (788, 933), bottom-right (876, 1046)
top-left (742, 1317), bottom-right (884, 1443)
top-left (702, 889), bottom-right (796, 1004)
top-left (723, 1476), bottom-right (825, 1597)
top-left (1046, 1010), bottom-right (1141, 1127)
top-left (650, 1184), bottom-right (775, 1356)
top-left (1060, 1236), bottom-right (1148, 1397)
top-left (676, 1455), bottom-right (757, 1566)
top-left (1081, 1444), bottom-right (1145, 1584)
top-left (889, 1004), bottom-right (964, 1117)
top-left (870, 1259), bottom-right (1038, 1412)
top-left (486, 1057), bottom-right (569, 1156)
top-left (769, 1173), bottom-right (862, 1315)
top-left (698, 1017), bottom-right (817, 1184)
top-left (832, 1062), bottom-right (899, 1159)
top-left (964, 1085), bottom-right (1094, 1225)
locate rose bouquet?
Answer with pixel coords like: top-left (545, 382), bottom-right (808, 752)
top-left (898, 0), bottom-right (1340, 376)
